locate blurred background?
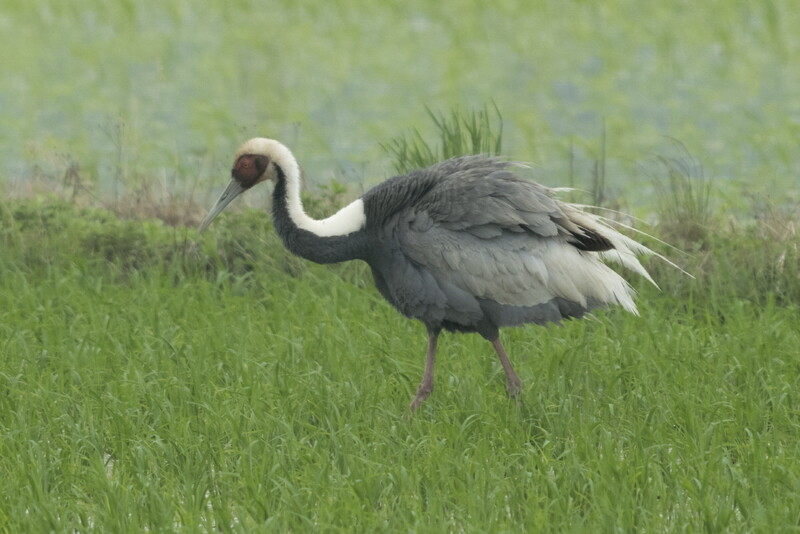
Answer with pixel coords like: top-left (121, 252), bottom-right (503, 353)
top-left (2, 1), bottom-right (798, 213)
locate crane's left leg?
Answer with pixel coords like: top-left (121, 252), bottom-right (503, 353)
top-left (491, 338), bottom-right (522, 397)
top-left (409, 329), bottom-right (439, 412)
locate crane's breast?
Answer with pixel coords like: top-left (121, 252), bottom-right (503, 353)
top-left (366, 234), bottom-right (484, 329)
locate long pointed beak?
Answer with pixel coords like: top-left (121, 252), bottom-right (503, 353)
top-left (198, 180), bottom-right (246, 232)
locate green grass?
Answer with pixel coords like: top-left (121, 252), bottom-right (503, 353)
top-left (1, 201), bottom-right (799, 532)
top-left (382, 105), bottom-right (504, 175)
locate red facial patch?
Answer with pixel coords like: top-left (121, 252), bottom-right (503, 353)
top-left (232, 155), bottom-right (269, 188)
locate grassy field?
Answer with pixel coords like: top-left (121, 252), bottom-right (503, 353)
top-left (2, 0), bottom-right (800, 532)
top-left (1, 196), bottom-right (799, 532)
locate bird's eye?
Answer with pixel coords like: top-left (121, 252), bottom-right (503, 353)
top-left (232, 155), bottom-right (268, 188)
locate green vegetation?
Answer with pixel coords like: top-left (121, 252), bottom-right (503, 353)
top-left (2, 194), bottom-right (799, 532)
top-left (2, 1), bottom-right (799, 532)
top-left (382, 105), bottom-right (504, 175)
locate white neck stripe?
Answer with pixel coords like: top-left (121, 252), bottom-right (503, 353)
top-left (235, 137), bottom-right (367, 238)
top-left (288, 196), bottom-right (366, 237)
top-left (271, 140), bottom-right (365, 237)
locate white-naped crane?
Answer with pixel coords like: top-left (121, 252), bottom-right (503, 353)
top-left (200, 137), bottom-right (668, 411)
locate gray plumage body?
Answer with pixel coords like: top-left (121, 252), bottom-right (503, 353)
top-left (359, 157), bottom-right (603, 340)
top-left (201, 137), bottom-right (665, 410)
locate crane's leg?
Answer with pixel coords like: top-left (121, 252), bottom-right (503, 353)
top-left (491, 338), bottom-right (522, 397)
top-left (409, 330), bottom-right (439, 412)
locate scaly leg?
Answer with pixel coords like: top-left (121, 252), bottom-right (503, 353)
top-left (409, 330), bottom-right (439, 412)
top-left (491, 338), bottom-right (522, 397)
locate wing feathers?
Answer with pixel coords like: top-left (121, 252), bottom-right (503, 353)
top-left (371, 155), bottom-right (670, 319)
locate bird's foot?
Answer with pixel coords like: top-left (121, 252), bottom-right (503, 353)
top-left (506, 375), bottom-right (522, 398)
top-left (409, 384), bottom-right (433, 412)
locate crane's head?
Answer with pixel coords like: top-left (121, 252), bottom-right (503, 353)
top-left (199, 137), bottom-right (297, 232)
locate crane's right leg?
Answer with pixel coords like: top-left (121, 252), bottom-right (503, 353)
top-left (491, 338), bottom-right (522, 397)
top-left (409, 329), bottom-right (439, 412)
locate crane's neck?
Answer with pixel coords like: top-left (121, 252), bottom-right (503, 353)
top-left (271, 164), bottom-right (368, 264)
